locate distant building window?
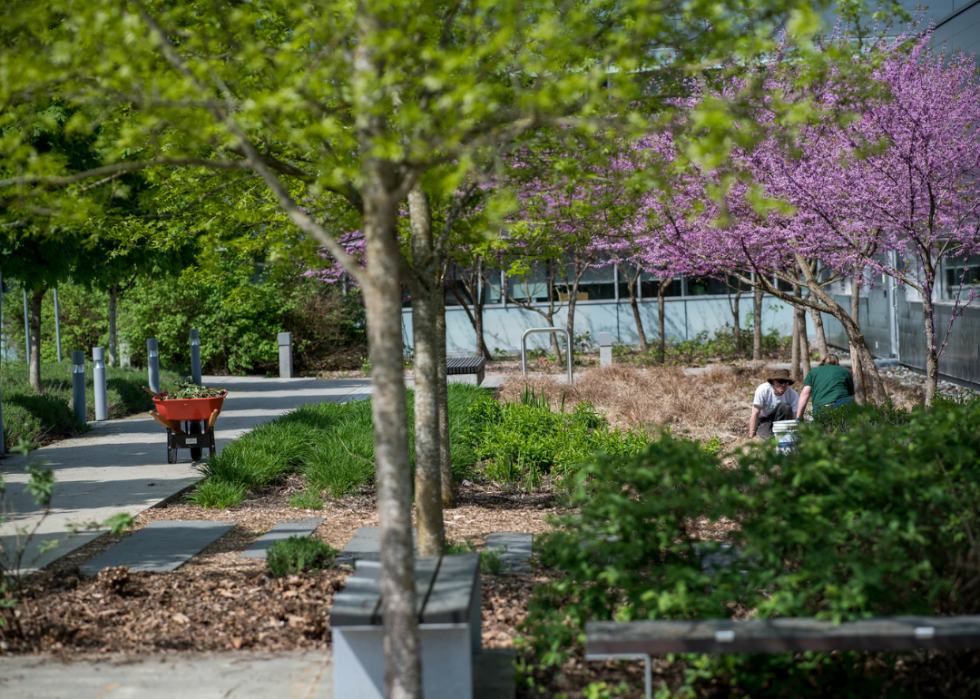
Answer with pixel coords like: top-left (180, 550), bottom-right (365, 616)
top-left (945, 255), bottom-right (980, 300)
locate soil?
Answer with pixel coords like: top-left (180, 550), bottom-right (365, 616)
top-left (1, 480), bottom-right (565, 658)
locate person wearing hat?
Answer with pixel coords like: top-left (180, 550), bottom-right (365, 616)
top-left (795, 353), bottom-right (855, 418)
top-left (749, 369), bottom-right (800, 440)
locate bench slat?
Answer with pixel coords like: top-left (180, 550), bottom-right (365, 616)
top-left (422, 553), bottom-right (480, 624)
top-left (586, 616), bottom-right (980, 655)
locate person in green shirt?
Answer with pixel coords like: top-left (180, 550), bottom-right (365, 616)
top-left (796, 353), bottom-right (856, 418)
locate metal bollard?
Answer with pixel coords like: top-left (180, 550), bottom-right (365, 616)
top-left (278, 332), bottom-right (293, 378)
top-left (147, 338), bottom-right (161, 394)
top-left (190, 328), bottom-right (202, 385)
top-left (599, 332), bottom-right (613, 367)
top-left (72, 351), bottom-right (87, 425)
top-left (93, 347), bottom-right (108, 421)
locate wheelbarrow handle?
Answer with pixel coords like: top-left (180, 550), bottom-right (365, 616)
top-left (148, 410), bottom-right (185, 434)
top-left (142, 386), bottom-right (165, 400)
top-left (207, 408), bottom-right (220, 430)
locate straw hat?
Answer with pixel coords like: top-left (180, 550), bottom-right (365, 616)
top-left (767, 369), bottom-right (795, 385)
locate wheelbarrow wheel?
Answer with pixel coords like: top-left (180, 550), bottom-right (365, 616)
top-left (167, 431), bottom-right (178, 464)
top-left (188, 420), bottom-right (204, 460)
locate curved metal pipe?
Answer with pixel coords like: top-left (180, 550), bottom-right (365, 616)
top-left (521, 327), bottom-right (573, 383)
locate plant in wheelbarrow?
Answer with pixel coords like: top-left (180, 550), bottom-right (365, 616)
top-left (146, 381), bottom-right (228, 463)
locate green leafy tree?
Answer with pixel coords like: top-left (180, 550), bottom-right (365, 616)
top-left (0, 2), bottom-right (856, 694)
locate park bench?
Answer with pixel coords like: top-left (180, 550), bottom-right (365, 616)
top-left (446, 356), bottom-right (486, 386)
top-left (331, 553), bottom-right (482, 699)
top-left (586, 616), bottom-right (980, 699)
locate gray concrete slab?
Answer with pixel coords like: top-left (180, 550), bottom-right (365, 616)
top-left (0, 648), bottom-right (515, 699)
top-left (240, 518), bottom-right (325, 559)
top-left (335, 526), bottom-right (416, 567)
top-left (1, 376), bottom-right (372, 575)
top-left (486, 533), bottom-right (533, 574)
top-left (80, 520), bottom-right (236, 575)
top-left (0, 651), bottom-right (332, 699)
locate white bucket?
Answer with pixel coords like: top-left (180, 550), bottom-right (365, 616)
top-left (772, 420), bottom-right (799, 454)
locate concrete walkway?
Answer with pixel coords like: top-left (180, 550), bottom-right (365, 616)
top-left (0, 376), bottom-right (372, 575)
top-left (0, 647), bottom-right (516, 699)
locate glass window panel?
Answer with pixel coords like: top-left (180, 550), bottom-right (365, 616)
top-left (482, 270), bottom-right (503, 304)
top-left (686, 276), bottom-right (730, 296)
top-left (507, 263), bottom-right (552, 303)
top-left (564, 264), bottom-right (615, 301)
top-left (617, 263), bottom-right (639, 300)
top-left (776, 277), bottom-right (795, 292)
top-left (639, 271), bottom-right (681, 299)
top-left (945, 255), bottom-right (980, 300)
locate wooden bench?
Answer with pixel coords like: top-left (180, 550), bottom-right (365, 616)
top-left (586, 616), bottom-right (980, 699)
top-left (447, 356), bottom-right (486, 386)
top-left (331, 553), bottom-right (482, 699)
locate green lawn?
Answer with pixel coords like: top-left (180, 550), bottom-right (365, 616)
top-left (189, 383), bottom-right (487, 508)
top-left (0, 360), bottom-right (183, 451)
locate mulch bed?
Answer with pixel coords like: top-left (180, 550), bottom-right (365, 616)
top-left (1, 480), bottom-right (565, 658)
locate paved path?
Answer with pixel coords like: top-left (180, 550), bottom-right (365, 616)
top-left (0, 648), bottom-right (517, 698)
top-left (0, 376), bottom-right (372, 575)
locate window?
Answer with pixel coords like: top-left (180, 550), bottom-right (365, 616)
top-left (617, 262), bottom-right (639, 300)
top-left (639, 271), bottom-right (681, 299)
top-left (561, 263), bottom-right (615, 301)
top-left (945, 255), bottom-right (980, 300)
top-left (507, 263), bottom-right (553, 304)
top-left (687, 276), bottom-right (730, 296)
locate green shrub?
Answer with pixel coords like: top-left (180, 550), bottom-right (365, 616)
top-left (288, 489), bottom-right (325, 510)
top-left (522, 398), bottom-right (980, 695)
top-left (466, 387), bottom-right (648, 488)
top-left (266, 536), bottom-right (337, 577)
top-left (446, 539), bottom-right (507, 575)
top-left (185, 480), bottom-right (247, 508)
top-left (0, 359), bottom-right (182, 450)
top-left (189, 384), bottom-right (487, 505)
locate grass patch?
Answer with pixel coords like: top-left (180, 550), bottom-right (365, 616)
top-left (289, 489), bottom-right (325, 510)
top-left (266, 536), bottom-right (337, 577)
top-left (446, 539), bottom-right (508, 575)
top-left (190, 383), bottom-right (488, 507)
top-left (0, 359), bottom-right (183, 450)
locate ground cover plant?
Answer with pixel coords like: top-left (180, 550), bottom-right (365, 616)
top-left (266, 536), bottom-right (338, 578)
top-left (520, 396), bottom-right (980, 697)
top-left (612, 325), bottom-right (790, 367)
top-left (466, 386), bottom-right (648, 490)
top-left (0, 360), bottom-right (183, 449)
top-left (189, 384), bottom-right (486, 508)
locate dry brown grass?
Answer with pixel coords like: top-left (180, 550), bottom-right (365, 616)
top-left (498, 364), bottom-right (928, 450)
top-left (498, 364), bottom-right (771, 448)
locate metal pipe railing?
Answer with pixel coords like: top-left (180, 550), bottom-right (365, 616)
top-left (521, 327), bottom-right (573, 383)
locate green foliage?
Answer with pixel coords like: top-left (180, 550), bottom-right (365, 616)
top-left (266, 536), bottom-right (337, 578)
top-left (189, 384), bottom-right (487, 507)
top-left (0, 359), bottom-right (182, 450)
top-left (522, 398), bottom-right (980, 694)
top-left (465, 387), bottom-right (648, 489)
top-left (445, 539), bottom-right (506, 575)
top-left (289, 489), bottom-right (325, 510)
top-left (124, 264), bottom-right (366, 375)
top-left (165, 382), bottom-right (226, 399)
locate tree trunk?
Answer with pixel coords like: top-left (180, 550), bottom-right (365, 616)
top-left (620, 265), bottom-right (648, 353)
top-left (408, 185), bottom-right (446, 557)
top-left (474, 260), bottom-right (492, 361)
top-left (810, 307), bottom-right (828, 357)
top-left (921, 293), bottom-right (940, 407)
top-left (790, 309), bottom-right (801, 384)
top-left (657, 276), bottom-right (667, 364)
top-left (753, 287), bottom-right (764, 360)
top-left (730, 289), bottom-right (743, 356)
top-left (108, 285), bottom-right (119, 368)
top-left (435, 269), bottom-right (456, 508)
top-left (795, 286), bottom-right (811, 375)
top-left (547, 261), bottom-right (564, 364)
top-left (28, 288), bottom-right (45, 395)
top-left (360, 181), bottom-right (421, 699)
top-left (850, 270), bottom-right (866, 404)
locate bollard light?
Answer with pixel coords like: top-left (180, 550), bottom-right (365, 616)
top-left (93, 346), bottom-right (108, 421)
top-left (598, 332), bottom-right (613, 367)
top-left (147, 338), bottom-right (161, 394)
top-left (72, 351), bottom-right (87, 424)
top-left (278, 332), bottom-right (293, 378)
top-left (189, 328), bottom-right (202, 385)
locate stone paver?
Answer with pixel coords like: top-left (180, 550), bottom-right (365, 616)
top-left (240, 518), bottom-right (325, 559)
top-left (1, 376), bottom-right (371, 574)
top-left (0, 648), bottom-right (515, 699)
top-left (336, 526), bottom-right (417, 567)
top-left (486, 533), bottom-right (533, 574)
top-left (80, 520), bottom-right (236, 576)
